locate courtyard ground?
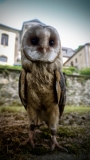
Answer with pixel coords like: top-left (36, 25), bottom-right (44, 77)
top-left (0, 106), bottom-right (90, 160)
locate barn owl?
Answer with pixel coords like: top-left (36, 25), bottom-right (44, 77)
top-left (19, 19), bottom-right (67, 152)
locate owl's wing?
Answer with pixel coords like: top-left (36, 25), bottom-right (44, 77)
top-left (19, 68), bottom-right (27, 110)
top-left (54, 70), bottom-right (66, 117)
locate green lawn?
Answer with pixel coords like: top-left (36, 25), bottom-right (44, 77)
top-left (0, 64), bottom-right (90, 76)
top-left (0, 64), bottom-right (22, 71)
top-left (65, 105), bottom-right (90, 113)
top-left (0, 106), bottom-right (25, 113)
top-left (0, 105), bottom-right (90, 113)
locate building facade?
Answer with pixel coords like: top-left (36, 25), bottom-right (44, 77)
top-left (21, 19), bottom-right (75, 64)
top-left (2, 19), bottom-right (88, 67)
top-left (62, 47), bottom-right (74, 63)
top-left (0, 24), bottom-right (21, 65)
top-left (64, 43), bottom-right (90, 69)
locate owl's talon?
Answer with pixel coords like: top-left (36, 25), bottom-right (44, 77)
top-left (51, 142), bottom-right (68, 152)
top-left (19, 130), bottom-right (35, 148)
top-left (19, 20), bottom-right (67, 153)
top-left (51, 144), bottom-right (68, 153)
top-left (19, 137), bottom-right (30, 146)
top-left (55, 144), bottom-right (68, 152)
top-left (19, 137), bottom-right (35, 148)
top-left (51, 135), bottom-right (68, 152)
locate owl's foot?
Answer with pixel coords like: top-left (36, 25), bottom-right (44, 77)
top-left (51, 135), bottom-right (68, 152)
top-left (20, 130), bottom-right (35, 148)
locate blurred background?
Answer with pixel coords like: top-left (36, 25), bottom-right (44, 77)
top-left (0, 0), bottom-right (90, 160)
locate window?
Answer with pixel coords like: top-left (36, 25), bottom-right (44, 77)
top-left (1, 34), bottom-right (9, 46)
top-left (71, 61), bottom-right (74, 66)
top-left (16, 37), bottom-right (18, 41)
top-left (0, 56), bottom-right (7, 62)
top-left (75, 58), bottom-right (77, 63)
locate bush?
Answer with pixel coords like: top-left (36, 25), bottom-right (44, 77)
top-left (63, 66), bottom-right (78, 75)
top-left (79, 68), bottom-right (90, 75)
top-left (0, 64), bottom-right (22, 70)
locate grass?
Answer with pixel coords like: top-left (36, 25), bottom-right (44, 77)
top-left (0, 64), bottom-right (90, 76)
top-left (63, 66), bottom-right (79, 75)
top-left (0, 105), bottom-right (90, 159)
top-left (0, 64), bottom-right (22, 71)
top-left (79, 68), bottom-right (90, 76)
top-left (64, 105), bottom-right (90, 113)
top-left (0, 106), bottom-right (25, 113)
top-left (0, 105), bottom-right (90, 113)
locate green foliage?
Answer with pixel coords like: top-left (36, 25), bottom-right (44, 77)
top-left (0, 64), bottom-right (22, 70)
top-left (0, 106), bottom-right (25, 113)
top-left (79, 68), bottom-right (90, 75)
top-left (0, 65), bottom-right (90, 76)
top-left (63, 66), bottom-right (78, 75)
top-left (75, 45), bottom-right (83, 52)
top-left (0, 105), bottom-right (90, 113)
top-left (68, 66), bottom-right (77, 72)
top-left (63, 66), bottom-right (90, 76)
top-left (57, 126), bottom-right (84, 138)
top-left (64, 106), bottom-right (90, 113)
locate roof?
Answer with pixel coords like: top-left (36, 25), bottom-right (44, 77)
top-left (21, 19), bottom-right (46, 30)
top-left (0, 23), bottom-right (20, 31)
top-left (62, 47), bottom-right (75, 57)
top-left (62, 47), bottom-right (74, 51)
top-left (64, 43), bottom-right (90, 65)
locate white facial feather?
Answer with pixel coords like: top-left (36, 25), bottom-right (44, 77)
top-left (23, 46), bottom-right (60, 62)
top-left (22, 24), bottom-right (61, 63)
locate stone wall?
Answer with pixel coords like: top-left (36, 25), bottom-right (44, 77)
top-left (0, 69), bottom-right (90, 106)
top-left (0, 70), bottom-right (21, 106)
top-left (66, 75), bottom-right (90, 106)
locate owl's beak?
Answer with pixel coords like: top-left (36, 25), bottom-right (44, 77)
top-left (39, 47), bottom-right (47, 54)
top-left (43, 48), bottom-right (46, 54)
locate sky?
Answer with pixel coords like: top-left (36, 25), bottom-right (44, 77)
top-left (0, 0), bottom-right (90, 50)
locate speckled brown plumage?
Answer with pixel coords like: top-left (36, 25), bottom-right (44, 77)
top-left (19, 20), bottom-right (67, 152)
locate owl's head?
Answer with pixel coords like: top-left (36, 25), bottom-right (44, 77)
top-left (22, 24), bottom-right (61, 63)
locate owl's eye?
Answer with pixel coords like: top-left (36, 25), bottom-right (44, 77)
top-left (49, 39), bottom-right (54, 46)
top-left (31, 37), bottom-right (39, 46)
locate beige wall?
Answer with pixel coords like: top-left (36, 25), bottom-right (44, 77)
top-left (77, 47), bottom-right (86, 69)
top-left (63, 57), bottom-right (68, 64)
top-left (88, 45), bottom-right (90, 67)
top-left (64, 45), bottom-right (90, 69)
top-left (0, 29), bottom-right (16, 65)
top-left (14, 32), bottom-right (21, 63)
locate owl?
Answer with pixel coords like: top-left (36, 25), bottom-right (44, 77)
top-left (19, 19), bottom-right (67, 152)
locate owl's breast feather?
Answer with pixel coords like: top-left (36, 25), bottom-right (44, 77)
top-left (26, 71), bottom-right (55, 110)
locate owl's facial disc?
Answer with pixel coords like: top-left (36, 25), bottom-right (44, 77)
top-left (22, 25), bottom-right (61, 63)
